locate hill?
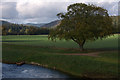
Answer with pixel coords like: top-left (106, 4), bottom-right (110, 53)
top-left (24, 23), bottom-right (46, 27)
top-left (41, 20), bottom-right (61, 28)
top-left (0, 20), bottom-right (11, 25)
top-left (23, 20), bottom-right (60, 28)
top-left (111, 16), bottom-right (120, 33)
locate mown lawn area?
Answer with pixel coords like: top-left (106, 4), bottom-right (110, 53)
top-left (2, 34), bottom-right (119, 78)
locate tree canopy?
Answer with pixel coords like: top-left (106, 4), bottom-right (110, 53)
top-left (48, 3), bottom-right (115, 50)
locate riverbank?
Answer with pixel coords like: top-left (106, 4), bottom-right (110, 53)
top-left (2, 44), bottom-right (118, 79)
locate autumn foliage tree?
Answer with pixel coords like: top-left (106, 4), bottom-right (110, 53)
top-left (49, 3), bottom-right (114, 51)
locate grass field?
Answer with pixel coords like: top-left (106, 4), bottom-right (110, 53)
top-left (2, 34), bottom-right (119, 78)
top-left (2, 34), bottom-right (118, 49)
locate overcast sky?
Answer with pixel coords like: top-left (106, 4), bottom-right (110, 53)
top-left (0, 0), bottom-right (119, 24)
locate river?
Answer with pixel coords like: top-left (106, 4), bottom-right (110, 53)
top-left (2, 63), bottom-right (70, 78)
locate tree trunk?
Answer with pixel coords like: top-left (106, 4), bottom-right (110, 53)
top-left (79, 44), bottom-right (84, 51)
top-left (71, 37), bottom-right (85, 51)
top-left (78, 40), bottom-right (85, 51)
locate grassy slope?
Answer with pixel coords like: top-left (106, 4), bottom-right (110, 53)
top-left (2, 34), bottom-right (119, 78)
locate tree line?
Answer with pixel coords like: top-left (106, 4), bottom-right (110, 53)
top-left (1, 23), bottom-right (49, 35)
top-left (111, 16), bottom-right (120, 33)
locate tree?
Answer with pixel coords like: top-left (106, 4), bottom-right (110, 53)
top-left (8, 29), bottom-right (12, 33)
top-left (2, 26), bottom-right (7, 35)
top-left (25, 29), bottom-right (29, 35)
top-left (48, 3), bottom-right (115, 51)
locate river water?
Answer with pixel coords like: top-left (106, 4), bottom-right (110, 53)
top-left (2, 63), bottom-right (70, 78)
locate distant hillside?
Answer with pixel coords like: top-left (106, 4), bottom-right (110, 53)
top-left (0, 20), bottom-right (11, 25)
top-left (40, 16), bottom-right (119, 29)
top-left (111, 16), bottom-right (119, 26)
top-left (24, 20), bottom-right (60, 28)
top-left (1, 20), bottom-right (61, 28)
top-left (111, 16), bottom-right (120, 33)
top-left (25, 23), bottom-right (46, 27)
top-left (41, 20), bottom-right (61, 28)
top-left (1, 20), bottom-right (49, 35)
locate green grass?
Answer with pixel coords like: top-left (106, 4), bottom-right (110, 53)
top-left (2, 34), bottom-right (119, 78)
top-left (2, 34), bottom-right (118, 49)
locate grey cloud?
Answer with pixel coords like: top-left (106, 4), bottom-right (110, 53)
top-left (15, 2), bottom-right (71, 23)
top-left (17, 2), bottom-right (69, 19)
top-left (118, 1), bottom-right (120, 15)
top-left (1, 2), bottom-right (119, 24)
top-left (1, 2), bottom-right (18, 19)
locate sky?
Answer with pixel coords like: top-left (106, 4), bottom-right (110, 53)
top-left (0, 0), bottom-right (119, 24)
